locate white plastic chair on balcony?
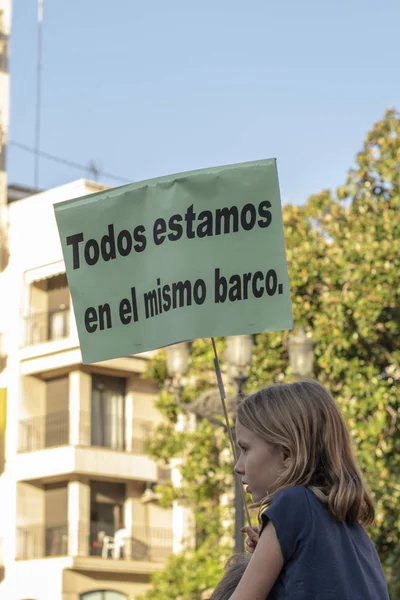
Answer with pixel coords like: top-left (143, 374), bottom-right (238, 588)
top-left (100, 528), bottom-right (128, 559)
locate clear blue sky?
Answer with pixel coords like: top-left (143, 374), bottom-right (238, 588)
top-left (8, 0), bottom-right (400, 204)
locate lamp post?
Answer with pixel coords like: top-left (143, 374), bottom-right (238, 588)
top-left (288, 328), bottom-right (314, 378)
top-left (225, 334), bottom-right (254, 554)
top-left (166, 338), bottom-right (254, 554)
top-left (138, 344), bottom-right (191, 510)
top-left (166, 342), bottom-right (235, 427)
top-left (166, 341), bottom-right (191, 389)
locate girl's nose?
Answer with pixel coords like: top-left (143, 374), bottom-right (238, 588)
top-left (234, 460), bottom-right (243, 475)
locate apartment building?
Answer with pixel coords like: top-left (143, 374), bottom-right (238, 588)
top-left (0, 180), bottom-right (189, 600)
top-left (0, 0), bottom-right (11, 210)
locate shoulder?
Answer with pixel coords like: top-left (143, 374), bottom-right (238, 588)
top-left (261, 487), bottom-right (312, 559)
top-left (266, 485), bottom-right (311, 518)
top-left (264, 486), bottom-right (311, 521)
top-left (271, 485), bottom-right (310, 505)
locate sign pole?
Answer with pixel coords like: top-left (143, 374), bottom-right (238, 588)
top-left (211, 337), bottom-right (252, 527)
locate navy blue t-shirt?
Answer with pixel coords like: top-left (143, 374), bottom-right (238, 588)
top-left (261, 486), bottom-right (389, 599)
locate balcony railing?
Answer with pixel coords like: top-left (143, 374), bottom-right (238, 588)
top-left (17, 412), bottom-right (158, 458)
top-left (16, 524), bottom-right (68, 559)
top-left (18, 411), bottom-right (70, 453)
top-left (24, 309), bottom-right (70, 346)
top-left (16, 523), bottom-right (173, 562)
top-left (131, 418), bottom-right (154, 453)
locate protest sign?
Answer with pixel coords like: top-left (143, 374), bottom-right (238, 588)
top-left (54, 159), bottom-right (293, 363)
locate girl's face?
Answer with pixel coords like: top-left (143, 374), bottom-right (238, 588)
top-left (234, 420), bottom-right (287, 503)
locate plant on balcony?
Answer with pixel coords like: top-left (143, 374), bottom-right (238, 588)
top-left (139, 108), bottom-right (400, 600)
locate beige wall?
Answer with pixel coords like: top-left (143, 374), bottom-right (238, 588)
top-left (63, 566), bottom-right (152, 600)
top-left (20, 375), bottom-right (46, 420)
top-left (125, 481), bottom-right (172, 531)
top-left (16, 482), bottom-right (45, 528)
top-left (46, 484), bottom-right (68, 527)
top-left (126, 376), bottom-right (163, 453)
top-left (69, 371), bottom-right (91, 446)
top-left (130, 378), bottom-right (162, 422)
top-left (16, 482), bottom-right (45, 559)
top-left (47, 375), bottom-right (69, 414)
top-left (68, 480), bottom-right (90, 556)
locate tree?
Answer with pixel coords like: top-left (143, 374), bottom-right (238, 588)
top-left (139, 339), bottom-right (248, 600)
top-left (139, 108), bottom-right (400, 599)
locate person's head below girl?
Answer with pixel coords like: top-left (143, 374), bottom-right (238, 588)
top-left (207, 553), bottom-right (250, 600)
top-left (224, 379), bottom-right (389, 600)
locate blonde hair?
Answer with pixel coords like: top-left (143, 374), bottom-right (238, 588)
top-left (237, 379), bottom-right (375, 526)
top-left (208, 553), bottom-right (251, 600)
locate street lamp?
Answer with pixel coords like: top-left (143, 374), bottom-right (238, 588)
top-left (166, 338), bottom-right (254, 554)
top-left (225, 334), bottom-right (254, 554)
top-left (140, 481), bottom-right (161, 505)
top-left (226, 335), bottom-right (254, 396)
top-left (288, 328), bottom-right (314, 378)
top-left (166, 341), bottom-right (236, 427)
top-left (166, 341), bottom-right (191, 384)
top-left (138, 346), bottom-right (190, 509)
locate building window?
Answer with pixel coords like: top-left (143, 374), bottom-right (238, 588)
top-left (80, 592), bottom-right (128, 600)
top-left (91, 375), bottom-right (125, 450)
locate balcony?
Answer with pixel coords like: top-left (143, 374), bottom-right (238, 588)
top-left (24, 309), bottom-right (70, 346)
top-left (16, 523), bottom-right (173, 572)
top-left (16, 413), bottom-right (163, 484)
top-left (17, 412), bottom-right (155, 454)
top-left (16, 524), bottom-right (69, 560)
top-left (19, 309), bottom-right (153, 376)
top-left (19, 308), bottom-right (81, 373)
top-left (18, 411), bottom-right (70, 453)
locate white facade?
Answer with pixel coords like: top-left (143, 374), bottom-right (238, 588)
top-left (0, 180), bottom-right (186, 600)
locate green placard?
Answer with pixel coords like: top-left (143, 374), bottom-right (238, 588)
top-left (54, 159), bottom-right (293, 363)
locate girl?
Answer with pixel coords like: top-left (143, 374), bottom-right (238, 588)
top-left (229, 379), bottom-right (389, 599)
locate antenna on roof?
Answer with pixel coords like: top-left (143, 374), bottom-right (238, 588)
top-left (87, 160), bottom-right (100, 181)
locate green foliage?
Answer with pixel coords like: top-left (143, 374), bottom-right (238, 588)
top-left (141, 534), bottom-right (232, 600)
top-left (140, 108), bottom-right (400, 599)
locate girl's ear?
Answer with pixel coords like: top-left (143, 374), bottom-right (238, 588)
top-left (282, 447), bottom-right (292, 469)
